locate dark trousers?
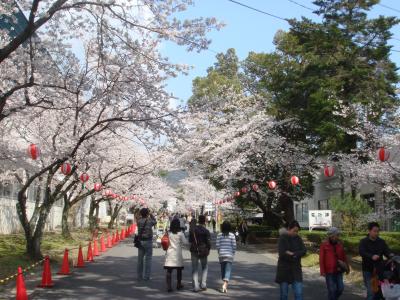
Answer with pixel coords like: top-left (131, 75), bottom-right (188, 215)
top-left (325, 273), bottom-right (344, 300)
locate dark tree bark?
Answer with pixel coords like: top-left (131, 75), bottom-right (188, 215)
top-left (88, 198), bottom-right (99, 233)
top-left (108, 203), bottom-right (121, 229)
top-left (61, 194), bottom-right (72, 239)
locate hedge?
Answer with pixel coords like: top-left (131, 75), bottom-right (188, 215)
top-left (247, 225), bottom-right (400, 254)
top-left (300, 231), bottom-right (400, 254)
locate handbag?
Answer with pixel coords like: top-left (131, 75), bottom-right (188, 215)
top-left (193, 229), bottom-right (210, 258)
top-left (161, 232), bottom-right (170, 251)
top-left (134, 218), bottom-right (148, 248)
top-left (371, 269), bottom-right (380, 294)
top-left (333, 243), bottom-right (350, 274)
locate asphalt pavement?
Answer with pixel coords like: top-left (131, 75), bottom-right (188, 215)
top-left (24, 237), bottom-right (365, 300)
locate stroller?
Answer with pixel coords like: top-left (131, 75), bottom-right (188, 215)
top-left (381, 256), bottom-right (400, 300)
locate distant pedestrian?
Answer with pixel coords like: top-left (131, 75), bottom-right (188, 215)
top-left (164, 219), bottom-right (187, 292)
top-left (136, 208), bottom-right (157, 281)
top-left (238, 220), bottom-right (249, 245)
top-left (212, 218), bottom-right (216, 233)
top-left (216, 221), bottom-right (237, 293)
top-left (275, 220), bottom-right (307, 300)
top-left (179, 214), bottom-right (186, 233)
top-left (320, 227), bottom-right (349, 300)
top-left (359, 222), bottom-right (394, 300)
top-left (189, 215), bottom-right (211, 292)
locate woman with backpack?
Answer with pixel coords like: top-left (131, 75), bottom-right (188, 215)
top-left (164, 218), bottom-right (187, 292)
top-left (216, 221), bottom-right (237, 294)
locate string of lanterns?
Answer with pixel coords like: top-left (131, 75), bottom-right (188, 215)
top-left (26, 143), bottom-right (392, 208)
top-left (214, 146), bottom-right (393, 207)
top-left (26, 144), bottom-right (148, 206)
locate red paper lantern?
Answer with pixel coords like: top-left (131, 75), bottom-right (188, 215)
top-left (80, 173), bottom-right (90, 183)
top-left (60, 163), bottom-right (72, 175)
top-left (241, 187), bottom-right (248, 193)
top-left (291, 176), bottom-right (300, 186)
top-left (112, 193), bottom-right (118, 199)
top-left (252, 183), bottom-right (259, 191)
top-left (123, 196), bottom-right (129, 201)
top-left (234, 191), bottom-right (241, 197)
top-left (377, 147), bottom-right (390, 162)
top-left (268, 180), bottom-right (277, 190)
top-left (104, 189), bottom-right (113, 196)
top-left (324, 166), bottom-right (335, 177)
top-left (94, 183), bottom-right (102, 191)
top-left (27, 144), bottom-right (40, 160)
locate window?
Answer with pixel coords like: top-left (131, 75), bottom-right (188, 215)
top-left (318, 199), bottom-right (329, 210)
top-left (362, 193), bottom-right (375, 209)
top-left (302, 203), bottom-right (308, 222)
top-left (0, 181), bottom-right (12, 198)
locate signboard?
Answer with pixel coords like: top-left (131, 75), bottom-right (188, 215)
top-left (308, 210), bottom-right (332, 231)
top-left (126, 213), bottom-right (135, 221)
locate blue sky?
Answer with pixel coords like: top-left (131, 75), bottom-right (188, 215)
top-left (162, 0), bottom-right (400, 105)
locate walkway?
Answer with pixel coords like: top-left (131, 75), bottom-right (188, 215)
top-left (30, 238), bottom-right (364, 299)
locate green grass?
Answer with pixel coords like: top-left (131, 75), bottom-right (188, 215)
top-left (0, 230), bottom-right (92, 283)
top-left (301, 253), bottom-right (320, 267)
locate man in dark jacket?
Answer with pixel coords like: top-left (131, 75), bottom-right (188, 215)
top-left (359, 222), bottom-right (393, 300)
top-left (189, 215), bottom-right (211, 292)
top-left (275, 220), bottom-right (307, 300)
top-left (320, 227), bottom-right (349, 300)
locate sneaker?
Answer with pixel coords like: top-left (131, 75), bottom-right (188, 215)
top-left (143, 277), bottom-right (152, 281)
top-left (192, 289), bottom-right (200, 293)
top-left (201, 287), bottom-right (207, 291)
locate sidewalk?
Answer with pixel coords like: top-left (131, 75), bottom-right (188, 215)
top-left (21, 237), bottom-right (365, 300)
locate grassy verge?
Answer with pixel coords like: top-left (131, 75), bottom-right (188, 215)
top-left (0, 229), bottom-right (93, 283)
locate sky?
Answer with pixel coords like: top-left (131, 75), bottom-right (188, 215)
top-left (162, 0), bottom-right (400, 106)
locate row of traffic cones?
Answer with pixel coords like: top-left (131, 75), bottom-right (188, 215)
top-left (16, 225), bottom-right (136, 299)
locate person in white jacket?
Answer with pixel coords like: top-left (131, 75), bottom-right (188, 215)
top-left (216, 221), bottom-right (237, 294)
top-left (164, 218), bottom-right (187, 292)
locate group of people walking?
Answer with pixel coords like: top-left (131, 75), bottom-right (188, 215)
top-left (135, 208), bottom-right (236, 293)
top-left (277, 221), bottom-right (394, 300)
top-left (135, 208), bottom-right (395, 299)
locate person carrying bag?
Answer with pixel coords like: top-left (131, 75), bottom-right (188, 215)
top-left (136, 208), bottom-right (157, 281)
top-left (189, 215), bottom-right (211, 293)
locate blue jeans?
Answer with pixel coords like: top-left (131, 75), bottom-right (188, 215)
top-left (191, 252), bottom-right (208, 290)
top-left (137, 239), bottom-right (153, 280)
top-left (326, 273), bottom-right (344, 300)
top-left (280, 281), bottom-right (303, 300)
top-left (363, 271), bottom-right (383, 300)
top-left (220, 261), bottom-right (232, 281)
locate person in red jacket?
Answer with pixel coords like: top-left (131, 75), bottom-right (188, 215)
top-left (320, 227), bottom-right (349, 300)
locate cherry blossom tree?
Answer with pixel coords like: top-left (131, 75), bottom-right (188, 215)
top-left (176, 92), bottom-right (316, 227)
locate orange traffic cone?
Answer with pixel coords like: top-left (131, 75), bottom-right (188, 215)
top-left (115, 230), bottom-right (119, 243)
top-left (16, 266), bottom-right (28, 300)
top-left (75, 245), bottom-right (85, 268)
top-left (38, 256), bottom-right (54, 288)
top-left (93, 239), bottom-right (100, 256)
top-left (57, 249), bottom-right (71, 275)
top-left (107, 234), bottom-right (112, 248)
top-left (112, 233), bottom-right (116, 245)
top-left (86, 242), bottom-right (94, 262)
top-left (121, 229), bottom-right (126, 240)
top-left (100, 236), bottom-right (106, 252)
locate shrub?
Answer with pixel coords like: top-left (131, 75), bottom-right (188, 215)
top-left (330, 193), bottom-right (372, 231)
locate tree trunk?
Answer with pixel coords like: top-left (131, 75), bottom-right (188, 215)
top-left (108, 204), bottom-right (121, 229)
top-left (88, 200), bottom-right (99, 233)
top-left (278, 193), bottom-right (295, 225)
top-left (61, 194), bottom-right (72, 239)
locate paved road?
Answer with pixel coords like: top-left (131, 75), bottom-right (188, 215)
top-left (29, 238), bottom-right (364, 300)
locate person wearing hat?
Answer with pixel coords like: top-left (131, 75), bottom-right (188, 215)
top-left (319, 227), bottom-right (349, 300)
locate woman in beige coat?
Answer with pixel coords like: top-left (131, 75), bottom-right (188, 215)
top-left (164, 218), bottom-right (187, 292)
